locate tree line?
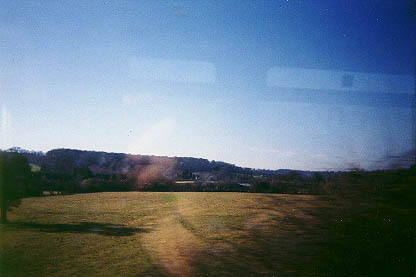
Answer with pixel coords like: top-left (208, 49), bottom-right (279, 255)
top-left (2, 149), bottom-right (415, 224)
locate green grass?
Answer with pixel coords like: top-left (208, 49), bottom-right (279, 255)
top-left (0, 192), bottom-right (413, 276)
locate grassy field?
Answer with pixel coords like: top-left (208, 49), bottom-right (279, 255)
top-left (0, 192), bottom-right (414, 276)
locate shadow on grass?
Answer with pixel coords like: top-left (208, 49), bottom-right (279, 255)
top-left (187, 193), bottom-right (414, 276)
top-left (3, 221), bottom-right (149, 236)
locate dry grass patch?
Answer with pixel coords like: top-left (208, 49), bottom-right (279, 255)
top-left (2, 191), bottom-right (411, 276)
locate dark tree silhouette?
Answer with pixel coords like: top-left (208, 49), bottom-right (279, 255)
top-left (0, 152), bottom-right (31, 223)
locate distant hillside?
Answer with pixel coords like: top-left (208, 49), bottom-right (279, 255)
top-left (7, 147), bottom-right (319, 177)
top-left (1, 147), bottom-right (414, 197)
top-left (1, 147), bottom-right (338, 194)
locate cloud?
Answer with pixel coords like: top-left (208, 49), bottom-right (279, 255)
top-left (129, 117), bottom-right (176, 155)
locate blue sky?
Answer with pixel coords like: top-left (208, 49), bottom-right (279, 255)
top-left (0, 0), bottom-right (414, 170)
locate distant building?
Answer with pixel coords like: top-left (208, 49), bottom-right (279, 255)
top-left (238, 183), bottom-right (252, 187)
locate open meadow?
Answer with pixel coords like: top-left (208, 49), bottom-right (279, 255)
top-left (0, 191), bottom-right (414, 276)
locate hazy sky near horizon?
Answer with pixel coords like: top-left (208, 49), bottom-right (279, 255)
top-left (0, 0), bottom-right (415, 170)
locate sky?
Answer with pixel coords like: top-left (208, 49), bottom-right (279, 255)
top-left (0, 0), bottom-right (415, 170)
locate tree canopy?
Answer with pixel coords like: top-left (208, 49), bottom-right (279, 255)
top-left (0, 152), bottom-right (32, 223)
